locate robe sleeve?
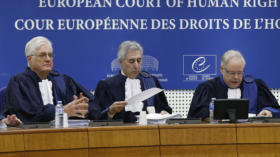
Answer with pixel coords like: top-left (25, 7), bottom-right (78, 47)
top-left (152, 76), bottom-right (172, 114)
top-left (255, 79), bottom-right (280, 117)
top-left (90, 80), bottom-right (113, 120)
top-left (187, 83), bottom-right (215, 120)
top-left (3, 76), bottom-right (55, 123)
top-left (62, 75), bottom-right (96, 119)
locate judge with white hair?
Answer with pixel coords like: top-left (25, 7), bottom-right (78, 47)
top-left (1, 36), bottom-right (94, 126)
top-left (188, 49), bottom-right (280, 120)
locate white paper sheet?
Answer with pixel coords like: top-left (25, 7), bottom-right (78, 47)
top-left (147, 113), bottom-right (181, 120)
top-left (125, 87), bottom-right (163, 112)
top-left (146, 113), bottom-right (182, 124)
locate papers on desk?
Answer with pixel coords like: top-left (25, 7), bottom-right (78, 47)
top-left (147, 113), bottom-right (182, 124)
top-left (249, 113), bottom-right (257, 117)
top-left (68, 120), bottom-right (90, 126)
top-left (125, 87), bottom-right (163, 112)
top-left (50, 119), bottom-right (90, 127)
top-left (0, 121), bottom-right (7, 129)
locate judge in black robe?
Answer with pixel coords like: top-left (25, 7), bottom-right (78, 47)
top-left (3, 67), bottom-right (95, 123)
top-left (187, 76), bottom-right (280, 120)
top-left (1, 36), bottom-right (94, 125)
top-left (89, 40), bottom-right (172, 122)
top-left (91, 72), bottom-right (172, 122)
top-left (188, 50), bottom-right (280, 120)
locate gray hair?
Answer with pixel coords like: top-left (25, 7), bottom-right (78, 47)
top-left (25, 36), bottom-right (52, 57)
top-left (118, 41), bottom-right (143, 60)
top-left (221, 50), bottom-right (246, 68)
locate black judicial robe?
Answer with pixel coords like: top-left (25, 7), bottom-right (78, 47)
top-left (90, 72), bottom-right (172, 122)
top-left (187, 76), bottom-right (280, 120)
top-left (2, 68), bottom-right (95, 123)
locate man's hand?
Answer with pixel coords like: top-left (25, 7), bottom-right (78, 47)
top-left (160, 110), bottom-right (169, 115)
top-left (2, 114), bottom-right (22, 126)
top-left (64, 93), bottom-right (89, 118)
top-left (257, 110), bottom-right (272, 117)
top-left (109, 101), bottom-right (127, 115)
top-left (79, 92), bottom-right (89, 103)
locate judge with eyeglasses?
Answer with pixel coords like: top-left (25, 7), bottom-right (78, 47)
top-left (1, 36), bottom-right (95, 126)
top-left (187, 50), bottom-right (280, 121)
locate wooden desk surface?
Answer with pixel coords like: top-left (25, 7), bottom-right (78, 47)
top-left (0, 129), bottom-right (24, 153)
top-left (23, 127), bottom-right (88, 151)
top-left (237, 123), bottom-right (280, 144)
top-left (159, 124), bottom-right (237, 157)
top-left (88, 125), bottom-right (159, 147)
top-left (160, 123), bottom-right (236, 145)
top-left (1, 123), bottom-right (280, 157)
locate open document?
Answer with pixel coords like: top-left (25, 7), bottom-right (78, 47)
top-left (147, 113), bottom-right (182, 124)
top-left (125, 87), bottom-right (163, 112)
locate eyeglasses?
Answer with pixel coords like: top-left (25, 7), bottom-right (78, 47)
top-left (224, 68), bottom-right (244, 77)
top-left (31, 53), bottom-right (54, 59)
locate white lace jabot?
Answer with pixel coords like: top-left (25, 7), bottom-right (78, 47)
top-left (227, 88), bottom-right (241, 99)
top-left (124, 77), bottom-right (143, 112)
top-left (39, 79), bottom-right (54, 105)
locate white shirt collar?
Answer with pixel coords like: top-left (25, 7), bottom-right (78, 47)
top-left (39, 79), bottom-right (54, 105)
top-left (227, 88), bottom-right (241, 99)
top-left (124, 76), bottom-right (143, 112)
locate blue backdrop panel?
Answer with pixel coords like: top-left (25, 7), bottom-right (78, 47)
top-left (1, 0), bottom-right (280, 90)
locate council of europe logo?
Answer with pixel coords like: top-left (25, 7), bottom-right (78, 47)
top-left (111, 55), bottom-right (159, 72)
top-left (183, 55), bottom-right (217, 76)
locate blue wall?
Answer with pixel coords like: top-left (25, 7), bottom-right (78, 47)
top-left (1, 0), bottom-right (280, 90)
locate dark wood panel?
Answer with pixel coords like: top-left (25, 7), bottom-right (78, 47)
top-left (160, 124), bottom-right (236, 145)
top-left (238, 144), bottom-right (280, 157)
top-left (0, 133), bottom-right (24, 152)
top-left (89, 146), bottom-right (160, 157)
top-left (0, 152), bottom-right (25, 157)
top-left (23, 128), bottom-right (88, 151)
top-left (25, 149), bottom-right (88, 157)
top-left (237, 123), bottom-right (280, 143)
top-left (161, 145), bottom-right (237, 157)
top-left (88, 125), bottom-right (159, 147)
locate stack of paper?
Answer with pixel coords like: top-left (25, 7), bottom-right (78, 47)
top-left (147, 113), bottom-right (182, 124)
